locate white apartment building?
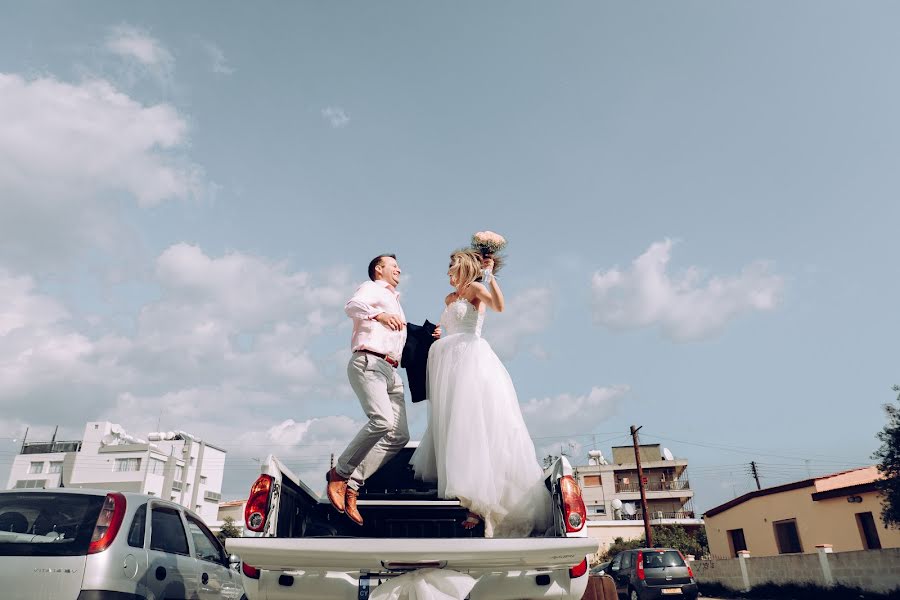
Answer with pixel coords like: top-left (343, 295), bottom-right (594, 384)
top-left (6, 421), bottom-right (226, 524)
top-left (573, 443), bottom-right (704, 554)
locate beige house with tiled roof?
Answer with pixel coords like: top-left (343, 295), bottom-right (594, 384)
top-left (704, 466), bottom-right (900, 558)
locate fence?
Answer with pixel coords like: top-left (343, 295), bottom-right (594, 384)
top-left (691, 546), bottom-right (900, 595)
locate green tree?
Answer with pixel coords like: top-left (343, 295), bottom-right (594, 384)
top-left (216, 516), bottom-right (242, 544)
top-left (599, 526), bottom-right (709, 561)
top-left (873, 385), bottom-right (900, 528)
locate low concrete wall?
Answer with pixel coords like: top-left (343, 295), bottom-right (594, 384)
top-left (692, 547), bottom-right (900, 595)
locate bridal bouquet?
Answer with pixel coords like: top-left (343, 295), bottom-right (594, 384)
top-left (471, 230), bottom-right (506, 274)
top-left (471, 231), bottom-right (507, 256)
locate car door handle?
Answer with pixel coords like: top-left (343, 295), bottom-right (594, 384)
top-left (201, 572), bottom-right (209, 585)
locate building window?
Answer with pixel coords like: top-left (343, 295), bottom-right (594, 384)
top-left (856, 512), bottom-right (882, 550)
top-left (773, 519), bottom-right (803, 554)
top-left (14, 479), bottom-right (47, 488)
top-left (114, 457), bottom-right (142, 472)
top-left (582, 475), bottom-right (601, 487)
top-left (148, 458), bottom-right (166, 475)
top-left (48, 461), bottom-right (63, 474)
top-left (727, 528), bottom-right (747, 557)
top-left (174, 465), bottom-right (184, 482)
top-left (28, 462), bottom-right (44, 474)
top-left (200, 475), bottom-right (208, 484)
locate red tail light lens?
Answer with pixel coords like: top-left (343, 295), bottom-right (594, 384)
top-left (242, 562), bottom-right (261, 579)
top-left (88, 493), bottom-right (127, 554)
top-left (678, 551), bottom-right (694, 578)
top-left (560, 475), bottom-right (586, 533)
top-left (569, 557), bottom-right (588, 578)
top-left (245, 474), bottom-right (274, 532)
top-left (636, 551), bottom-right (645, 580)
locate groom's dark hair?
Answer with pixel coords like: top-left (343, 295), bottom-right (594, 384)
top-left (368, 254), bottom-right (396, 281)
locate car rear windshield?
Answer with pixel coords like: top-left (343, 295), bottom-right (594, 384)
top-left (642, 550), bottom-right (686, 568)
top-left (0, 493), bottom-right (105, 556)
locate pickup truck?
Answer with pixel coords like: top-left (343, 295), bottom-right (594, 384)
top-left (227, 445), bottom-right (598, 600)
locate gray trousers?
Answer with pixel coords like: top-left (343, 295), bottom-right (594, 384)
top-left (336, 352), bottom-right (409, 490)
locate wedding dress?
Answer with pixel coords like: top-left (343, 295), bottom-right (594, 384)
top-left (409, 297), bottom-right (552, 538)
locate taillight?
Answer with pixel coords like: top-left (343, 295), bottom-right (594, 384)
top-left (559, 475), bottom-right (586, 532)
top-left (636, 551), bottom-right (645, 580)
top-left (88, 493), bottom-right (127, 554)
top-left (242, 562), bottom-right (261, 579)
top-left (679, 550), bottom-right (694, 578)
top-left (245, 474), bottom-right (274, 532)
top-left (569, 557), bottom-right (588, 578)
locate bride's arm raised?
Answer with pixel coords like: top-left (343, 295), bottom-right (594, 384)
top-left (469, 276), bottom-right (505, 312)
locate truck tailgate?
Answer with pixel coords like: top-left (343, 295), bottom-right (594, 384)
top-left (228, 537), bottom-right (598, 571)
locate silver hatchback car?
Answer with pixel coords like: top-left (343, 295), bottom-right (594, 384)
top-left (0, 488), bottom-right (245, 600)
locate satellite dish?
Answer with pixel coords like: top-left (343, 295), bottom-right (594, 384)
top-left (100, 433), bottom-right (118, 446)
top-left (611, 498), bottom-right (623, 510)
top-left (662, 447), bottom-right (674, 461)
top-left (622, 503), bottom-right (636, 516)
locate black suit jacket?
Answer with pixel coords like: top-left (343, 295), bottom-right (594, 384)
top-left (402, 320), bottom-right (437, 403)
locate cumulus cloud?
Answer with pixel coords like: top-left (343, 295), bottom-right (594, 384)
top-left (106, 24), bottom-right (174, 85)
top-left (483, 287), bottom-right (553, 360)
top-left (591, 239), bottom-right (784, 341)
top-left (321, 106), bottom-right (350, 128)
top-left (201, 41), bottom-right (234, 75)
top-left (522, 385), bottom-right (630, 439)
top-left (0, 73), bottom-right (202, 271)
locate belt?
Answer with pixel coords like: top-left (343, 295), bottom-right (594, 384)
top-left (357, 349), bottom-right (399, 368)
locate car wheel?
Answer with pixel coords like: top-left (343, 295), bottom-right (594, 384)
top-left (629, 588), bottom-right (640, 600)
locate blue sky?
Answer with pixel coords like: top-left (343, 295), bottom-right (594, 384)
top-left (1, 2), bottom-right (898, 511)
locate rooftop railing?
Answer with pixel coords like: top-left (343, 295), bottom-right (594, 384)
top-left (615, 480), bottom-right (691, 493)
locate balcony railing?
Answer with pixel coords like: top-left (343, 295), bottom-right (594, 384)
top-left (21, 441), bottom-right (82, 455)
top-left (620, 510), bottom-right (697, 520)
top-left (615, 480), bottom-right (691, 493)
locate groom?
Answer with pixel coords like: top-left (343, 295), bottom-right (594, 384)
top-left (327, 253), bottom-right (409, 526)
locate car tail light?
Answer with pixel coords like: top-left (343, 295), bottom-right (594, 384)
top-left (569, 557), bottom-right (588, 578)
top-left (559, 475), bottom-right (586, 533)
top-left (636, 551), bottom-right (645, 580)
top-left (242, 562), bottom-right (261, 579)
top-left (88, 493), bottom-right (127, 554)
top-left (245, 474), bottom-right (274, 532)
top-left (678, 550), bottom-right (694, 578)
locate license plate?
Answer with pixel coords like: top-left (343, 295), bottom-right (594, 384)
top-left (661, 589), bottom-right (682, 595)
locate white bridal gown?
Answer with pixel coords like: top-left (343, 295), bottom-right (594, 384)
top-left (410, 297), bottom-right (552, 538)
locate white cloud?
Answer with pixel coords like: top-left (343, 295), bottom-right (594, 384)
top-left (591, 239), bottom-right (784, 341)
top-left (522, 385), bottom-right (630, 440)
top-left (321, 106), bottom-right (350, 128)
top-left (106, 24), bottom-right (174, 85)
top-left (201, 41), bottom-right (234, 75)
top-left (0, 73), bottom-right (203, 271)
top-left (483, 287), bottom-right (553, 360)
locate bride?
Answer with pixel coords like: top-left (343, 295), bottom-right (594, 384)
top-left (410, 249), bottom-right (552, 538)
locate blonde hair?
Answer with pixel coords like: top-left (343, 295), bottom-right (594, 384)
top-left (449, 250), bottom-right (482, 290)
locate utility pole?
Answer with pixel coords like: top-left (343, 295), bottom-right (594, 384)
top-left (750, 461), bottom-right (761, 490)
top-left (630, 425), bottom-right (653, 548)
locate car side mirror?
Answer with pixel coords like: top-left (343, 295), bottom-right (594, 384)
top-left (229, 554), bottom-right (241, 571)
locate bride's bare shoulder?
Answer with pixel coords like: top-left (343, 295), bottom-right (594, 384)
top-left (444, 291), bottom-right (458, 306)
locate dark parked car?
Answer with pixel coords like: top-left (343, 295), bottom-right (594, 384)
top-left (607, 548), bottom-right (697, 600)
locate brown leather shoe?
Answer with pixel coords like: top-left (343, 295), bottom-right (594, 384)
top-left (345, 488), bottom-right (364, 526)
top-left (326, 468), bottom-right (348, 514)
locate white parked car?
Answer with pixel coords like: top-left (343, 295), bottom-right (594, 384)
top-left (0, 487), bottom-right (244, 600)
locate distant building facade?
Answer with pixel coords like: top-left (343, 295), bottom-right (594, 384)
top-left (573, 443), bottom-right (703, 554)
top-left (5, 421), bottom-right (226, 524)
top-left (704, 466), bottom-right (900, 558)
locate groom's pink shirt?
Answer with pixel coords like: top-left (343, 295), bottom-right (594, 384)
top-left (345, 280), bottom-right (407, 362)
